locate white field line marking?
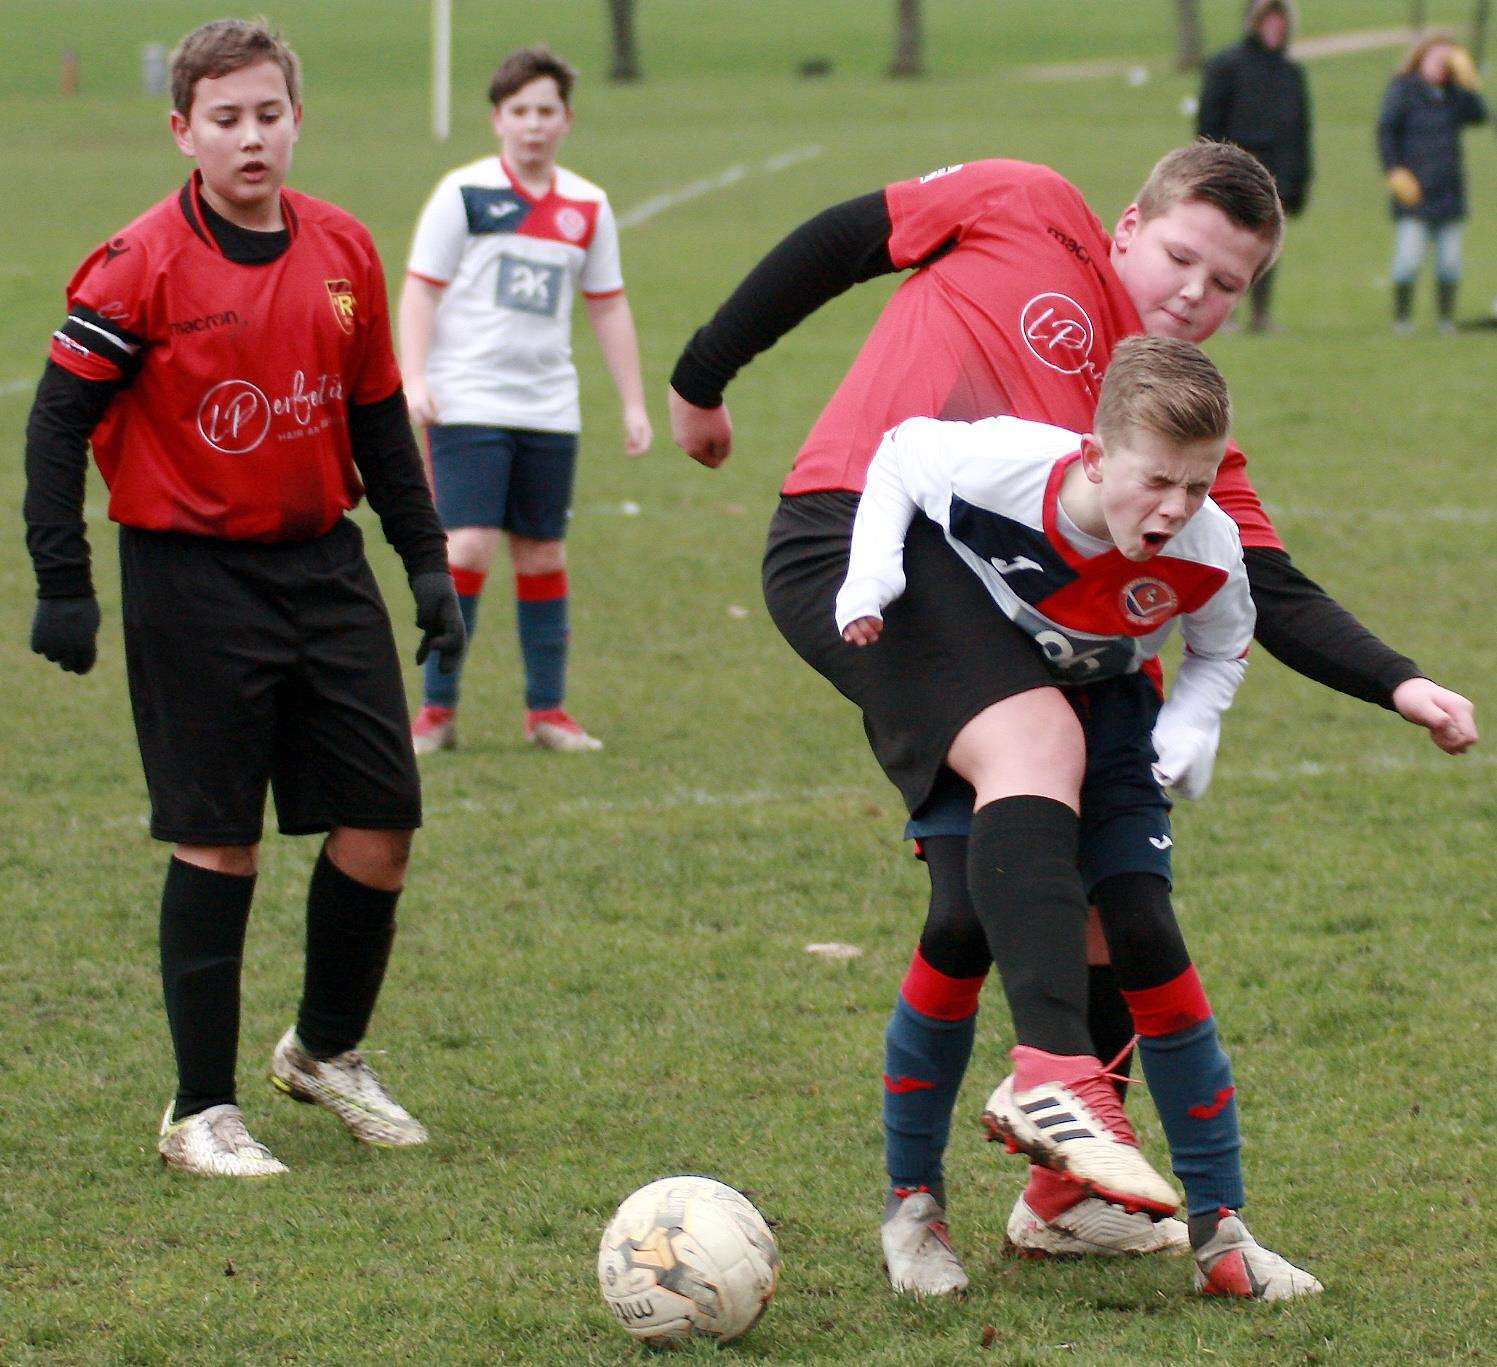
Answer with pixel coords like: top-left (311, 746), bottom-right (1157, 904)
top-left (1266, 504), bottom-right (1496, 525)
top-left (76, 752), bottom-right (1490, 833)
top-left (1022, 28), bottom-right (1413, 82)
top-left (617, 145), bottom-right (823, 230)
top-left (2, 378), bottom-right (36, 399)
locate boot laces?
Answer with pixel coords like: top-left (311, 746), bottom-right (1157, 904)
top-left (1068, 1038), bottom-right (1140, 1147)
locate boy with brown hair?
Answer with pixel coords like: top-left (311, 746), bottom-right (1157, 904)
top-left (840, 336), bottom-right (1319, 1300)
top-left (23, 18), bottom-right (464, 1176)
top-left (401, 44), bottom-right (651, 756)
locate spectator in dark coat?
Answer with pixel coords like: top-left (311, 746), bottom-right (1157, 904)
top-left (1377, 35), bottom-right (1488, 332)
top-left (1198, 0), bottom-right (1311, 333)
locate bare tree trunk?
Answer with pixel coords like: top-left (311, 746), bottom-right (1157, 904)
top-left (1408, 0), bottom-right (1427, 31)
top-left (889, 0), bottom-right (924, 78)
top-left (607, 0), bottom-right (641, 82)
top-left (1175, 0), bottom-right (1204, 74)
top-left (1474, 0), bottom-right (1490, 66)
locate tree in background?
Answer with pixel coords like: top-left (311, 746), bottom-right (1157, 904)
top-left (607, 0), bottom-right (640, 82)
top-left (1176, 0), bottom-right (1205, 72)
top-left (890, 0), bottom-right (925, 77)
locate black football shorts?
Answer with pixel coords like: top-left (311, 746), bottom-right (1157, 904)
top-left (762, 491), bottom-right (1055, 818)
top-left (120, 518), bottom-right (421, 845)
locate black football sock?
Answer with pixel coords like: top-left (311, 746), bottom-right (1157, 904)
top-left (296, 846), bottom-right (400, 1059)
top-left (1085, 964), bottom-right (1135, 1097)
top-left (159, 856), bottom-right (255, 1121)
top-left (967, 796), bottom-right (1092, 1056)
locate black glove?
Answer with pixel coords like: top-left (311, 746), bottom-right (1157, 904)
top-left (409, 571), bottom-right (466, 674)
top-left (31, 594), bottom-right (101, 674)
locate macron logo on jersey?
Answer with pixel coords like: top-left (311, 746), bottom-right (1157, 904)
top-left (462, 185), bottom-right (529, 236)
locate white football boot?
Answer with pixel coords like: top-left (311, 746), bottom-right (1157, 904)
top-left (1192, 1212), bottom-right (1324, 1301)
top-left (524, 707), bottom-right (603, 752)
top-left (158, 1102), bottom-right (288, 1177)
top-left (1005, 1194), bottom-right (1189, 1258)
top-left (269, 1028), bottom-right (429, 1147)
top-left (411, 704), bottom-right (457, 756)
top-left (881, 1189), bottom-right (969, 1298)
top-left (981, 1073), bottom-right (1179, 1218)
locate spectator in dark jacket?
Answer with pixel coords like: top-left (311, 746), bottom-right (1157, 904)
top-left (1378, 35), bottom-right (1488, 332)
top-left (1198, 0), bottom-right (1311, 333)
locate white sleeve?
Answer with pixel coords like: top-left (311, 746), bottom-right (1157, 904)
top-left (407, 177), bottom-right (468, 285)
top-left (580, 199), bottom-right (625, 296)
top-left (834, 420), bottom-right (952, 632)
top-left (1151, 545), bottom-right (1254, 801)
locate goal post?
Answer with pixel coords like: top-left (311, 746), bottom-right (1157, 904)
top-left (432, 0), bottom-right (451, 142)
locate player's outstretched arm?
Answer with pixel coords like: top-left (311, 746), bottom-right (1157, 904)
top-left (669, 189), bottom-right (899, 467)
top-left (24, 361), bottom-right (117, 675)
top-left (1244, 545), bottom-right (1476, 754)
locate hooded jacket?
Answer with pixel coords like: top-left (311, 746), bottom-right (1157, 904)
top-left (1197, 0), bottom-right (1312, 213)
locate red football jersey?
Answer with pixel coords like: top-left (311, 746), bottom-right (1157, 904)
top-left (50, 174), bottom-right (403, 542)
top-left (783, 159), bottom-right (1282, 552)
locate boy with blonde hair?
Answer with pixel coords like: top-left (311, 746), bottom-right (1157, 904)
top-left (840, 337), bottom-right (1320, 1300)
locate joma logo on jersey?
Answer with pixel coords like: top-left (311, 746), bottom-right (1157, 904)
top-left (1121, 577), bottom-right (1178, 626)
top-left (325, 280), bottom-right (356, 335)
top-left (1020, 292), bottom-right (1099, 378)
top-left (991, 554), bottom-right (1046, 576)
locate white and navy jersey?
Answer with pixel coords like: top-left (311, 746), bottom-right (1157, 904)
top-left (407, 156), bottom-right (624, 432)
top-left (837, 416), bottom-right (1254, 684)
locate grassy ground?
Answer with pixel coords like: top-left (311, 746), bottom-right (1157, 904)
top-left (1, 3), bottom-right (1493, 1362)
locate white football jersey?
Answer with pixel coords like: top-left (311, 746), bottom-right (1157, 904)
top-left (407, 156), bottom-right (624, 432)
top-left (837, 415), bottom-right (1254, 684)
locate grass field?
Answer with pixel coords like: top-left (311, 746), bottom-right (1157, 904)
top-left (2, 2), bottom-right (1494, 1362)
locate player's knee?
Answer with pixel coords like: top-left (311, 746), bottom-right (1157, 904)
top-left (446, 526), bottom-right (501, 572)
top-left (327, 827), bottom-right (413, 891)
top-left (949, 689), bottom-right (1083, 804)
top-left (508, 535), bottom-right (565, 576)
top-left (175, 843), bottom-right (259, 877)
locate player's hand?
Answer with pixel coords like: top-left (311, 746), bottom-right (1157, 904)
top-left (669, 387), bottom-right (733, 468)
top-left (1391, 677), bottom-right (1478, 754)
top-left (1386, 167), bottom-right (1422, 208)
top-left (405, 379), bottom-right (439, 427)
top-left (1150, 719), bottom-right (1219, 801)
top-left (409, 571), bottom-right (466, 674)
top-left (1447, 45), bottom-right (1480, 90)
top-left (30, 595), bottom-right (101, 675)
top-left (841, 617), bottom-right (883, 647)
top-left (623, 404), bottom-right (653, 458)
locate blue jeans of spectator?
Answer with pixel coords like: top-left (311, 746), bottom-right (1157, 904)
top-left (1391, 218), bottom-right (1464, 284)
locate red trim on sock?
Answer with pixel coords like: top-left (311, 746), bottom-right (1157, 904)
top-left (883, 1074), bottom-right (936, 1094)
top-left (515, 570), bottom-right (567, 602)
top-left (900, 946), bottom-right (985, 1021)
top-left (450, 567), bottom-right (486, 597)
top-left (1122, 964), bottom-right (1212, 1037)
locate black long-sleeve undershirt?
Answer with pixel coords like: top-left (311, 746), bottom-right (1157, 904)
top-left (1243, 546), bottom-right (1421, 707)
top-left (670, 190), bottom-right (899, 408)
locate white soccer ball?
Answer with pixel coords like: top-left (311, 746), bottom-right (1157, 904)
top-left (597, 1175), bottom-right (780, 1345)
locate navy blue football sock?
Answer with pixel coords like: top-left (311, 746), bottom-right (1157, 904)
top-left (883, 949), bottom-right (983, 1192)
top-left (423, 576), bottom-right (481, 708)
top-left (159, 857), bottom-right (255, 1120)
top-left (1132, 1007), bottom-right (1245, 1217)
top-left (516, 571), bottom-right (568, 710)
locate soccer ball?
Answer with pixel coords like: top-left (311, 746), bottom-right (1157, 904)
top-left (597, 1175), bottom-right (780, 1344)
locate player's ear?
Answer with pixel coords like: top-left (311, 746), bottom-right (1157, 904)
top-left (1113, 204), bottom-right (1141, 253)
top-left (1080, 434), bottom-right (1106, 483)
top-left (291, 101), bottom-right (304, 142)
top-left (170, 108), bottom-right (195, 158)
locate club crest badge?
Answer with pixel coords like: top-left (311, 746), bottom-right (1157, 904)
top-left (1121, 577), bottom-right (1177, 626)
top-left (325, 279), bottom-right (356, 334)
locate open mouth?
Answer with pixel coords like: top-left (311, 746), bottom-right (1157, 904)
top-left (1141, 531), bottom-right (1169, 552)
